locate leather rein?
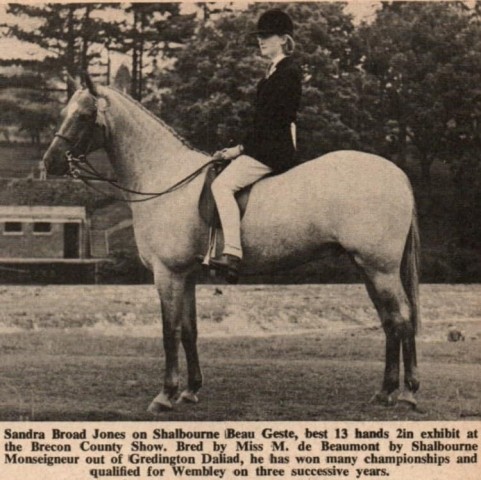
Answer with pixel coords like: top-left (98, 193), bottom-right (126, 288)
top-left (54, 122), bottom-right (225, 204)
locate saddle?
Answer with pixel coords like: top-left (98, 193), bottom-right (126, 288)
top-left (198, 161), bottom-right (252, 228)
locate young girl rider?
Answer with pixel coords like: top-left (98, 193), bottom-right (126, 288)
top-left (209, 9), bottom-right (302, 282)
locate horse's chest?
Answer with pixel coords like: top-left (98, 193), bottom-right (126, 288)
top-left (131, 201), bottom-right (204, 263)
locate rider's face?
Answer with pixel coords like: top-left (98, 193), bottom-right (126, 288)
top-left (257, 33), bottom-right (285, 60)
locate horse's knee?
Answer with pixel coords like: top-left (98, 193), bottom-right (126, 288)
top-left (384, 314), bottom-right (413, 339)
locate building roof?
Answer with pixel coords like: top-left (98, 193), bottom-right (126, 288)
top-left (0, 205), bottom-right (86, 219)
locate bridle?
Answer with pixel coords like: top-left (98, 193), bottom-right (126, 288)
top-left (52, 96), bottom-right (225, 203)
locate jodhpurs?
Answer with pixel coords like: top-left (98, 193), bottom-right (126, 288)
top-left (211, 155), bottom-right (273, 258)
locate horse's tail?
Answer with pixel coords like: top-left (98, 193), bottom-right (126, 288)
top-left (401, 203), bottom-right (421, 334)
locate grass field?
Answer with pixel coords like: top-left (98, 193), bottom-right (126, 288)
top-left (0, 284), bottom-right (480, 421)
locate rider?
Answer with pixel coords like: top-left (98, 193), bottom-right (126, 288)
top-left (210, 9), bottom-right (302, 281)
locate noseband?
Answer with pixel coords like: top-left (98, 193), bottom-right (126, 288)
top-left (54, 103), bottom-right (99, 178)
top-left (54, 132), bottom-right (77, 145)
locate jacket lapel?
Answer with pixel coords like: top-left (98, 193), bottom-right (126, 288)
top-left (258, 57), bottom-right (292, 92)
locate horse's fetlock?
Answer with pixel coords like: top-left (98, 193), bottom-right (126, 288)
top-left (164, 383), bottom-right (179, 398)
top-left (189, 378), bottom-right (203, 392)
top-left (383, 371), bottom-right (400, 394)
top-left (405, 377), bottom-right (420, 393)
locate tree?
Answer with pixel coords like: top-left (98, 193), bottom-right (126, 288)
top-left (4, 3), bottom-right (112, 96)
top-left (106, 3), bottom-right (196, 100)
top-left (157, 2), bottom-right (361, 159)
top-left (357, 1), bottom-right (478, 183)
top-left (0, 72), bottom-right (58, 145)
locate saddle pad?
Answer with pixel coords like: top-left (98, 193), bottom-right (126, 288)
top-left (199, 162), bottom-right (252, 228)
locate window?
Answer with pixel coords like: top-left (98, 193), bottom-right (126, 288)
top-left (4, 222), bottom-right (23, 234)
top-left (33, 222), bottom-right (52, 234)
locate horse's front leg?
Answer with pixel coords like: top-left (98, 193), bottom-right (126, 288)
top-left (148, 267), bottom-right (188, 413)
top-left (177, 273), bottom-right (203, 404)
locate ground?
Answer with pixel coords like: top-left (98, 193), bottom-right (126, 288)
top-left (0, 284), bottom-right (479, 421)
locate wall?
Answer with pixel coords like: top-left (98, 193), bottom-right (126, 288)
top-left (0, 221), bottom-right (82, 258)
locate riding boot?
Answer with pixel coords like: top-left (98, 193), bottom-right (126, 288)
top-left (209, 254), bottom-right (241, 284)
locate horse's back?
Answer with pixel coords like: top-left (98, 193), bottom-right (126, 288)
top-left (291, 150), bottom-right (410, 187)
top-left (249, 150), bottom-right (413, 212)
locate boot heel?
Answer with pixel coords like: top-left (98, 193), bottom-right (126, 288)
top-left (225, 269), bottom-right (239, 284)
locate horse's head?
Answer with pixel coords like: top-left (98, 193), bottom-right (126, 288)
top-left (42, 73), bottom-right (107, 176)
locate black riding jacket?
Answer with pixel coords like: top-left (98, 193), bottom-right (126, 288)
top-left (243, 56), bottom-right (302, 173)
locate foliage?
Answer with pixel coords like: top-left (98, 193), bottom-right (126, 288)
top-left (4, 4), bottom-right (112, 91)
top-left (2, 2), bottom-right (481, 280)
top-left (157, 2), bottom-right (363, 159)
top-left (0, 178), bottom-right (114, 214)
top-left (0, 86), bottom-right (58, 143)
top-left (357, 2), bottom-right (481, 182)
top-left (96, 249), bottom-right (152, 284)
top-left (108, 3), bottom-right (196, 99)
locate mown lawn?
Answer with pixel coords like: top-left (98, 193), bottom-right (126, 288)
top-left (0, 284), bottom-right (479, 421)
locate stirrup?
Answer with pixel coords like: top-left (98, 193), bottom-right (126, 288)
top-left (198, 227), bottom-right (218, 266)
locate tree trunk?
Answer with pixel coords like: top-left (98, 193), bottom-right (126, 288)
top-left (397, 121), bottom-right (407, 169)
top-left (420, 153), bottom-right (433, 186)
top-left (131, 10), bottom-right (139, 99)
top-left (66, 5), bottom-right (76, 99)
top-left (81, 5), bottom-right (92, 72)
top-left (138, 12), bottom-right (145, 101)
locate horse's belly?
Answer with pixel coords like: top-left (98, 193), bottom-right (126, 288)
top-left (239, 184), bottom-right (336, 272)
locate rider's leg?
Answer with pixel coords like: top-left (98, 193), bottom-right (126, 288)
top-left (211, 155), bottom-right (272, 260)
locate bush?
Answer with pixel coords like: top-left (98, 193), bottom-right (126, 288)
top-left (96, 250), bottom-right (152, 284)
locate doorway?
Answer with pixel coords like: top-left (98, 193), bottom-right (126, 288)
top-left (64, 223), bottom-right (80, 258)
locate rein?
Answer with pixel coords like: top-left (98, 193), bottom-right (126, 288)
top-left (54, 89), bottom-right (227, 203)
top-left (65, 150), bottom-right (226, 203)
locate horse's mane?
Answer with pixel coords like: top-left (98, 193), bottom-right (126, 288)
top-left (104, 86), bottom-right (208, 156)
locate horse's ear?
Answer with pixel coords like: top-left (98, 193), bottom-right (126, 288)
top-left (113, 64), bottom-right (131, 93)
top-left (66, 73), bottom-right (81, 93)
top-left (83, 71), bottom-right (98, 97)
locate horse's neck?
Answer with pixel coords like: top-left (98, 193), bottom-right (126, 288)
top-left (100, 87), bottom-right (208, 191)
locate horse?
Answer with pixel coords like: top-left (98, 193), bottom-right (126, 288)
top-left (42, 74), bottom-right (420, 413)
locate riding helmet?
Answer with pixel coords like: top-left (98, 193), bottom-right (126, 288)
top-left (252, 9), bottom-right (294, 36)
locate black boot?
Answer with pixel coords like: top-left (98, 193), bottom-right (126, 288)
top-left (209, 254), bottom-right (241, 284)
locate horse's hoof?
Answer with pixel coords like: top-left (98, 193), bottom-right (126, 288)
top-left (397, 390), bottom-right (417, 408)
top-left (147, 393), bottom-right (174, 414)
top-left (369, 391), bottom-right (394, 406)
top-left (176, 390), bottom-right (199, 404)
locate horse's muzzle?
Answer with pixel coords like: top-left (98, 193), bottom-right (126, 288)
top-left (42, 143), bottom-right (69, 176)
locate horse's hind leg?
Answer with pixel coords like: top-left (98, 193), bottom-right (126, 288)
top-left (361, 268), bottom-right (414, 405)
top-left (178, 274), bottom-right (203, 404)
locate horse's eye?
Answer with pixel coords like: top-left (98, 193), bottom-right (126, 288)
top-left (78, 112), bottom-right (94, 122)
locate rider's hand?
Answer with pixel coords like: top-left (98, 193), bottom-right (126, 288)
top-left (213, 145), bottom-right (243, 161)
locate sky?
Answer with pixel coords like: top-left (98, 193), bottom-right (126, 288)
top-left (0, 1), bottom-right (477, 62)
top-left (0, 1), bottom-right (381, 62)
